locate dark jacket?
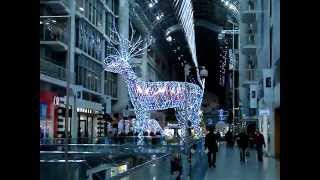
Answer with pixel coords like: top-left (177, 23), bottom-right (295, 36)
top-left (205, 132), bottom-right (218, 152)
top-left (238, 132), bottom-right (249, 149)
top-left (225, 131), bottom-right (232, 142)
top-left (255, 133), bottom-right (266, 147)
top-left (171, 156), bottom-right (182, 174)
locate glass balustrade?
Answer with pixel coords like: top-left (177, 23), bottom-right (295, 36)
top-left (40, 138), bottom-right (206, 180)
top-left (40, 58), bottom-right (66, 81)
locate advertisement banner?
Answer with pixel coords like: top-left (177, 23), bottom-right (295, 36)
top-left (229, 49), bottom-right (234, 70)
top-left (262, 69), bottom-right (274, 104)
top-left (40, 103), bottom-right (47, 121)
top-left (250, 84), bottom-right (257, 108)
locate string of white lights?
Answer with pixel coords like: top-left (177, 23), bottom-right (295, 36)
top-left (132, 118), bottom-right (164, 134)
top-left (172, 0), bottom-right (204, 88)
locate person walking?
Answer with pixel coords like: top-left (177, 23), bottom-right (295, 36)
top-left (205, 127), bottom-right (218, 168)
top-left (255, 129), bottom-right (266, 162)
top-left (171, 153), bottom-right (182, 180)
top-left (225, 130), bottom-right (234, 148)
top-left (40, 127), bottom-right (44, 144)
top-left (238, 129), bottom-right (249, 163)
top-left (216, 131), bottom-right (221, 145)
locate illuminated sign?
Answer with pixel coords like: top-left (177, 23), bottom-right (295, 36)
top-left (259, 109), bottom-right (270, 116)
top-left (118, 164), bottom-right (127, 174)
top-left (53, 96), bottom-right (60, 105)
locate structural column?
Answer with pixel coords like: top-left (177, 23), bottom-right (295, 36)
top-left (113, 0), bottom-right (130, 112)
top-left (69, 0), bottom-right (78, 143)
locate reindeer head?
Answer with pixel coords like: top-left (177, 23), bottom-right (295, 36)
top-left (104, 55), bottom-right (131, 74)
top-left (104, 24), bottom-right (152, 78)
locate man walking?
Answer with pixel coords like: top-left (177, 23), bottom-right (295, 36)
top-left (205, 127), bottom-right (218, 168)
top-left (255, 129), bottom-right (266, 162)
top-left (238, 129), bottom-right (249, 163)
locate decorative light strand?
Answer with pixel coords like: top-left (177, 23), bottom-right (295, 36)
top-left (172, 0), bottom-right (204, 88)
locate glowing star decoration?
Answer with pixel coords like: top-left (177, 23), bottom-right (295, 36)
top-left (104, 25), bottom-right (205, 145)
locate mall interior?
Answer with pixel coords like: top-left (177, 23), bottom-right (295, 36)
top-left (40, 0), bottom-right (280, 179)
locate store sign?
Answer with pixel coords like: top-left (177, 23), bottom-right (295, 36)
top-left (262, 69), bottom-right (274, 104)
top-left (259, 109), bottom-right (270, 116)
top-left (53, 96), bottom-right (60, 105)
top-left (250, 85), bottom-right (257, 108)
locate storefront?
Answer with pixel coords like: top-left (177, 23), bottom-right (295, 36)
top-left (40, 90), bottom-right (58, 139)
top-left (77, 108), bottom-right (104, 140)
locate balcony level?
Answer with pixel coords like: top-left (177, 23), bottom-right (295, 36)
top-left (241, 44), bottom-right (256, 55)
top-left (40, 57), bottom-right (66, 82)
top-left (40, 0), bottom-right (70, 15)
top-left (40, 17), bottom-right (69, 51)
top-left (241, 69), bottom-right (260, 86)
top-left (241, 10), bottom-right (256, 24)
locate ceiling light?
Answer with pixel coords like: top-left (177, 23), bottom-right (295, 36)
top-left (156, 15), bottom-right (161, 21)
top-left (52, 20), bottom-right (56, 23)
top-left (149, 3), bottom-right (154, 8)
top-left (40, 21), bottom-right (43, 24)
top-left (225, 1), bottom-right (229, 6)
top-left (166, 36), bottom-right (172, 42)
top-left (79, 7), bottom-right (85, 11)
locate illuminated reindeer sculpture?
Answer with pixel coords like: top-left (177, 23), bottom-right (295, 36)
top-left (104, 26), bottom-right (205, 145)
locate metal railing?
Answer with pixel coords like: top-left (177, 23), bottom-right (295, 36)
top-left (110, 139), bottom-right (206, 180)
top-left (40, 57), bottom-right (66, 81)
top-left (244, 69), bottom-right (261, 81)
top-left (40, 136), bottom-right (182, 146)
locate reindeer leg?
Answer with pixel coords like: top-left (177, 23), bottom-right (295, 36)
top-left (191, 110), bottom-right (202, 138)
top-left (191, 99), bottom-right (202, 138)
top-left (135, 110), bottom-right (149, 146)
top-left (175, 108), bottom-right (186, 144)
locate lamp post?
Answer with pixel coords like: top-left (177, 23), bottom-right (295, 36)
top-left (200, 66), bottom-right (208, 83)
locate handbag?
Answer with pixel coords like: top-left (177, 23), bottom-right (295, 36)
top-left (205, 148), bottom-right (209, 154)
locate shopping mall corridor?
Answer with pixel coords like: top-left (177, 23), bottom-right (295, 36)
top-left (203, 143), bottom-right (280, 180)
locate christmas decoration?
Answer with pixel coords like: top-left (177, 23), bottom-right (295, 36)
top-left (104, 25), bottom-right (204, 145)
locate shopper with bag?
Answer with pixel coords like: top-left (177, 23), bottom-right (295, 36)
top-left (238, 129), bottom-right (249, 163)
top-left (205, 127), bottom-right (218, 168)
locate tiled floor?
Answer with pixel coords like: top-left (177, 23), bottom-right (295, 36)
top-left (116, 142), bottom-right (280, 180)
top-left (203, 143), bottom-right (280, 180)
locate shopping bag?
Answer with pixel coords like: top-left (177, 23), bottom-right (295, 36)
top-left (246, 151), bottom-right (250, 157)
top-left (205, 148), bottom-right (209, 154)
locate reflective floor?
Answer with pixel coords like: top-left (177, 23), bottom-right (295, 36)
top-left (204, 143), bottom-right (280, 180)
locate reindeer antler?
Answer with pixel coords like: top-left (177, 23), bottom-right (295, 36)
top-left (106, 22), bottom-right (152, 63)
